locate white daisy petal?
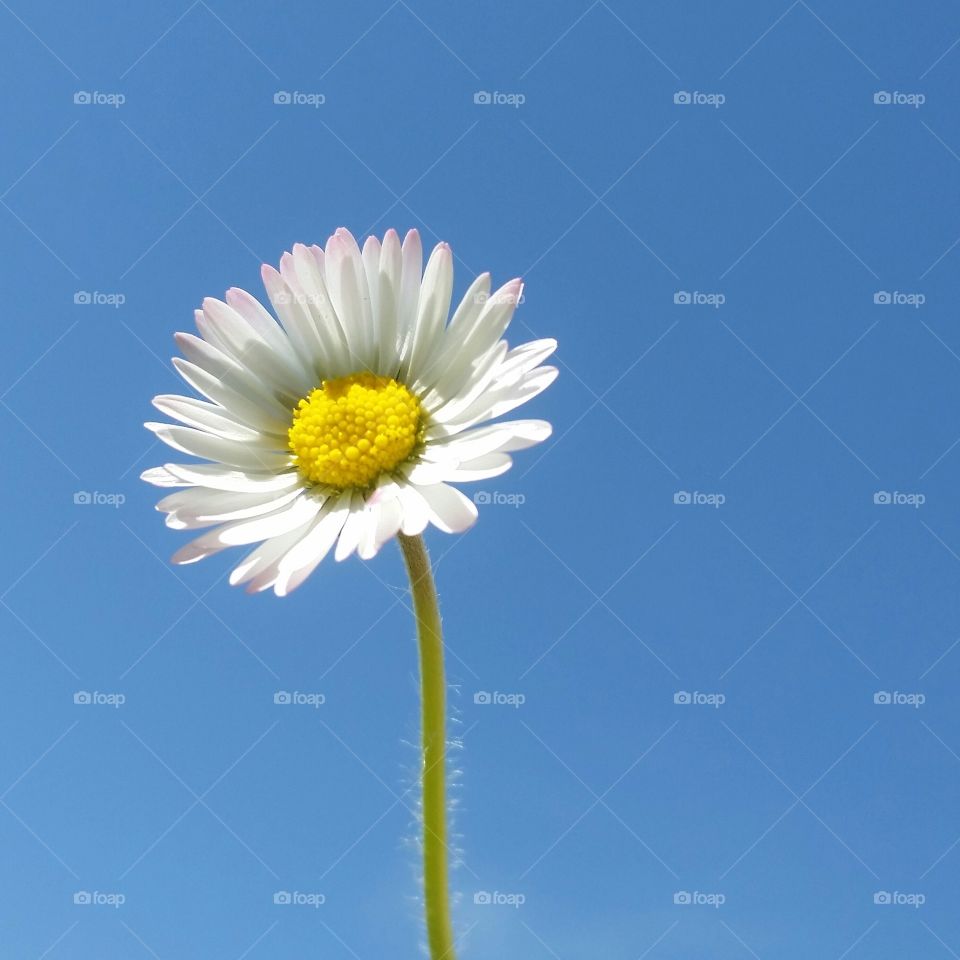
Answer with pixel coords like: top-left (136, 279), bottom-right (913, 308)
top-left (441, 366), bottom-right (560, 433)
top-left (447, 272), bottom-right (492, 335)
top-left (288, 244), bottom-right (352, 377)
top-left (376, 229), bottom-right (402, 376)
top-left (173, 334), bottom-right (291, 419)
top-left (214, 495), bottom-right (322, 545)
top-left (359, 494), bottom-right (403, 560)
top-left (199, 297), bottom-right (307, 400)
top-left (424, 341), bottom-right (509, 420)
top-left (405, 452), bottom-right (513, 484)
top-left (402, 461), bottom-right (449, 485)
top-left (146, 422), bottom-right (290, 472)
top-left (230, 518), bottom-right (316, 589)
top-left (141, 465), bottom-right (189, 488)
top-left (416, 271), bottom-right (491, 390)
top-left (429, 278), bottom-right (522, 388)
top-left (374, 495), bottom-right (404, 554)
top-left (261, 263), bottom-right (325, 374)
top-left (396, 483), bottom-right (430, 536)
top-left (499, 338), bottom-right (558, 380)
top-left (417, 482), bottom-right (478, 534)
top-left (334, 492), bottom-right (369, 562)
top-left (151, 395), bottom-right (266, 442)
top-left (171, 493), bottom-right (322, 564)
top-left (479, 366), bottom-right (560, 422)
top-left (158, 487), bottom-right (302, 529)
top-left (273, 492), bottom-right (353, 596)
top-left (404, 242), bottom-right (452, 382)
top-left (426, 419), bottom-right (552, 461)
top-left (171, 358), bottom-right (291, 435)
top-left (423, 288), bottom-right (534, 416)
top-left (397, 229), bottom-right (423, 356)
top-left (357, 500), bottom-right (383, 561)
top-left (162, 463), bottom-right (301, 493)
top-left (325, 228), bottom-right (373, 368)
top-left (192, 306), bottom-right (229, 354)
top-left (445, 453), bottom-right (513, 482)
top-left (362, 235), bottom-right (382, 359)
top-left (224, 286), bottom-right (309, 377)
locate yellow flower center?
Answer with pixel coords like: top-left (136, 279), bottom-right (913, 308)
top-left (288, 373), bottom-right (423, 489)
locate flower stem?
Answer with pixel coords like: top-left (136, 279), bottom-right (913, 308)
top-left (398, 533), bottom-right (457, 960)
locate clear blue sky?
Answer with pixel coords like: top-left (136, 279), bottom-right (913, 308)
top-left (2, 1), bottom-right (960, 957)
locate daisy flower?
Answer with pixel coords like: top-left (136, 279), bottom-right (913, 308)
top-left (141, 228), bottom-right (557, 596)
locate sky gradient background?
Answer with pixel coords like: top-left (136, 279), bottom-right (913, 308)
top-left (2, 1), bottom-right (960, 957)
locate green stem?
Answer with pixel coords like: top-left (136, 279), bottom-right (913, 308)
top-left (398, 533), bottom-right (457, 960)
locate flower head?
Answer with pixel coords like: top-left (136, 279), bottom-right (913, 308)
top-left (142, 228), bottom-right (557, 595)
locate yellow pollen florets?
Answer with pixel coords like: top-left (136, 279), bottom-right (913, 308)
top-left (288, 372), bottom-right (423, 489)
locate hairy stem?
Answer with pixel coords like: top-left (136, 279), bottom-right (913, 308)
top-left (398, 533), bottom-right (457, 960)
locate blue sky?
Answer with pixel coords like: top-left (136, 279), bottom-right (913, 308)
top-left (2, 0), bottom-right (960, 957)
